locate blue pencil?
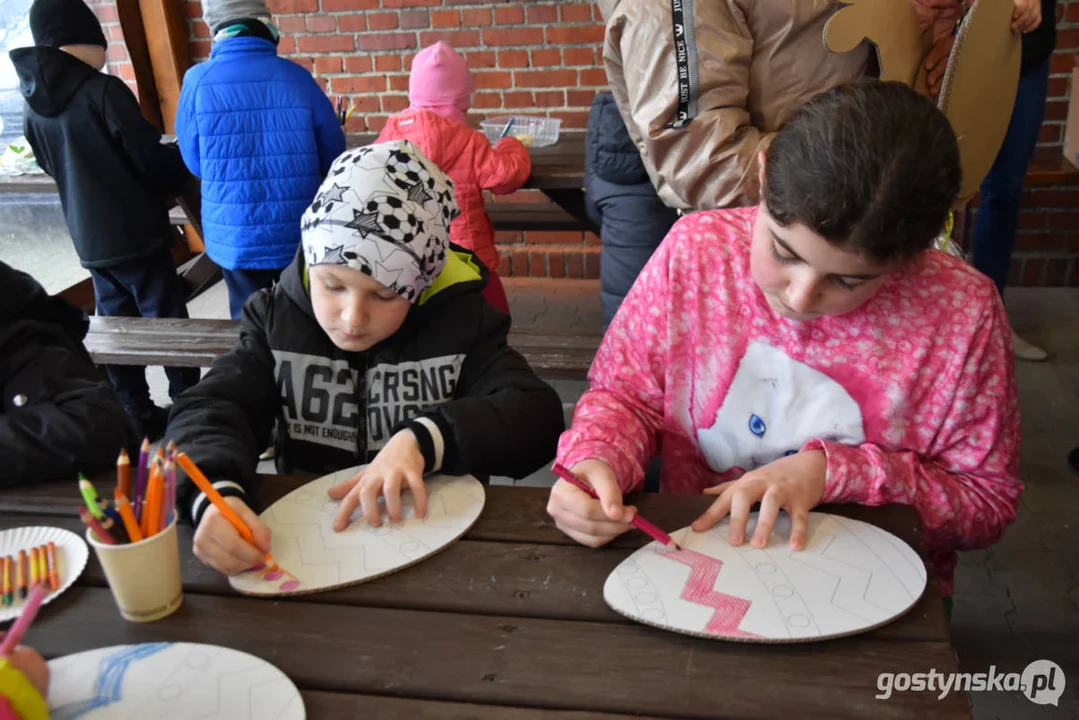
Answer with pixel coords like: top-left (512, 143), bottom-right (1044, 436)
top-left (498, 117), bottom-right (515, 140)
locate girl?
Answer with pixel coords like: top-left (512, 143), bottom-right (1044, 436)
top-left (549, 82), bottom-right (1021, 603)
top-left (377, 41), bottom-right (531, 314)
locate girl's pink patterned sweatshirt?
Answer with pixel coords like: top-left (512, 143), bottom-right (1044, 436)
top-left (557, 207), bottom-right (1022, 596)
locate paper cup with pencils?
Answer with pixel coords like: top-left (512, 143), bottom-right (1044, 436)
top-left (80, 443), bottom-right (183, 622)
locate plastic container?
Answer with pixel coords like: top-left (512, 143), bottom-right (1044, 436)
top-left (480, 115), bottom-right (562, 148)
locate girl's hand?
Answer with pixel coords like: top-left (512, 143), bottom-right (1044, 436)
top-left (691, 450), bottom-right (827, 551)
top-left (546, 459), bottom-right (636, 547)
top-left (924, 34), bottom-right (956, 97)
top-left (328, 430), bottom-right (427, 530)
top-left (1012, 0), bottom-right (1042, 33)
top-left (0, 639), bottom-right (49, 696)
top-left (193, 496), bottom-right (271, 576)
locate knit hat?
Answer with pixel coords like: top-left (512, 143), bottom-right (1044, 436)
top-left (301, 140), bottom-right (460, 303)
top-left (29, 0), bottom-right (106, 49)
top-left (408, 42), bottom-right (474, 121)
top-left (202, 0), bottom-right (271, 34)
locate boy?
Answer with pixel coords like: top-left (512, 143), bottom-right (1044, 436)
top-left (167, 141), bottom-right (564, 575)
top-left (0, 261), bottom-right (137, 485)
top-left (175, 0), bottom-right (345, 320)
top-left (9, 0), bottom-right (200, 440)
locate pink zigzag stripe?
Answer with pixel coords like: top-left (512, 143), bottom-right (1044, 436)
top-left (659, 549), bottom-right (760, 639)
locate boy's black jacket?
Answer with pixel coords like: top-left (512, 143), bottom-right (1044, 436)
top-left (10, 46), bottom-right (189, 268)
top-left (167, 248), bottom-right (565, 524)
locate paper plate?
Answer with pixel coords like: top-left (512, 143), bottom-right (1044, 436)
top-left (0, 526), bottom-right (88, 623)
top-left (47, 642), bottom-right (304, 719)
top-left (604, 512), bottom-right (927, 643)
top-left (229, 467), bottom-right (485, 597)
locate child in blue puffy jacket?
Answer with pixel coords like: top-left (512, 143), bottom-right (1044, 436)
top-left (175, 0), bottom-right (345, 319)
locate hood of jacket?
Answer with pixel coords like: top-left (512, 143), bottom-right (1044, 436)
top-left (0, 262), bottom-right (89, 339)
top-left (378, 110), bottom-right (474, 176)
top-left (9, 46), bottom-right (99, 118)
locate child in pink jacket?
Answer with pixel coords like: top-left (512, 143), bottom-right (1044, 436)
top-left (377, 41), bottom-right (531, 314)
top-left (550, 82), bottom-right (1021, 607)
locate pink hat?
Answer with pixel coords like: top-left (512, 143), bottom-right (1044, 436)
top-left (408, 41), bottom-right (474, 121)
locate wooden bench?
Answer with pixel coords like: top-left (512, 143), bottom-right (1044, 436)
top-left (84, 316), bottom-right (598, 379)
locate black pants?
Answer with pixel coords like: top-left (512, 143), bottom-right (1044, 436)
top-left (89, 249), bottom-right (201, 416)
top-left (222, 267), bottom-right (283, 320)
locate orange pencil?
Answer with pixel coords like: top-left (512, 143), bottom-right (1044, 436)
top-left (36, 545), bottom-right (48, 590)
top-left (29, 546), bottom-right (40, 587)
top-left (1, 555), bottom-right (11, 606)
top-left (114, 488), bottom-right (144, 543)
top-left (46, 542), bottom-right (59, 591)
top-left (141, 462), bottom-right (163, 538)
top-left (117, 448), bottom-right (131, 498)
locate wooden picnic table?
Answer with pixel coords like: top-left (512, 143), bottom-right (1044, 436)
top-left (1, 474), bottom-right (971, 718)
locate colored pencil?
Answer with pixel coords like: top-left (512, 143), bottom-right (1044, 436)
top-left (550, 463), bottom-right (682, 550)
top-left (176, 452), bottom-right (296, 582)
top-left (80, 507), bottom-right (117, 545)
top-left (498, 117), bottom-right (515, 139)
top-left (78, 475), bottom-right (105, 520)
top-left (114, 489), bottom-right (144, 543)
top-left (117, 448), bottom-right (131, 498)
top-left (1, 556), bottom-right (11, 607)
top-left (16, 550), bottom-right (26, 600)
top-left (46, 542), bottom-right (59, 591)
top-left (35, 546), bottom-right (47, 590)
top-left (161, 456), bottom-right (175, 530)
top-left (28, 547), bottom-right (39, 588)
top-left (0, 584), bottom-right (47, 658)
top-left (142, 460), bottom-right (164, 538)
top-left (134, 437), bottom-right (150, 519)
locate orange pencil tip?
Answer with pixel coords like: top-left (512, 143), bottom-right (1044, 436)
top-left (118, 448), bottom-right (129, 462)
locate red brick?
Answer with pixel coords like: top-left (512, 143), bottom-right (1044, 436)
top-left (1044, 258), bottom-right (1069, 285)
top-left (400, 10), bottom-right (430, 29)
top-left (533, 49), bottom-right (562, 66)
top-left (267, 0), bottom-right (317, 13)
top-left (498, 50), bottom-right (529, 68)
top-left (533, 90), bottom-right (565, 107)
top-left (585, 231), bottom-right (601, 246)
top-left (466, 51), bottom-right (496, 69)
top-left (473, 71), bottom-right (513, 89)
top-left (314, 56), bottom-right (342, 74)
top-left (431, 9), bottom-right (460, 28)
top-left (594, 3), bottom-right (604, 21)
top-left (462, 8), bottom-right (492, 26)
top-left (91, 4), bottom-right (118, 21)
top-left (338, 14), bottom-right (368, 32)
top-left (527, 4), bottom-right (559, 24)
top-left (494, 6), bottom-right (525, 25)
top-left (1056, 28), bottom-right (1079, 52)
top-left (472, 92), bottom-right (502, 109)
top-left (496, 231), bottom-right (524, 245)
top-left (366, 114), bottom-right (389, 132)
top-left (568, 90), bottom-right (596, 107)
top-left (566, 252), bottom-right (584, 279)
top-left (376, 55), bottom-right (402, 72)
top-left (503, 92), bottom-right (535, 109)
top-left (106, 45), bottom-right (126, 61)
top-left (1031, 189), bottom-right (1079, 207)
top-left (516, 69), bottom-right (577, 88)
top-left (1068, 1), bottom-right (1079, 21)
top-left (1047, 211), bottom-right (1079, 230)
top-left (403, 53), bottom-right (416, 70)
top-left (1039, 124), bottom-right (1061, 144)
top-left (1045, 100), bottom-right (1070, 122)
top-left (345, 55), bottom-right (373, 73)
top-left (1016, 231), bottom-right (1065, 251)
top-left (496, 256), bottom-right (511, 278)
top-left (183, 2), bottom-right (203, 19)
top-left (560, 3), bottom-right (593, 22)
top-left (382, 0), bottom-right (440, 6)
top-left (381, 95), bottom-right (410, 112)
top-left (307, 15), bottom-right (336, 33)
top-left (350, 95), bottom-right (381, 113)
top-left (277, 16), bottom-right (307, 33)
top-left (579, 68), bottom-right (608, 86)
top-left (298, 34), bottom-right (355, 53)
top-left (526, 231), bottom-right (580, 245)
top-left (550, 110), bottom-right (589, 128)
top-left (191, 39), bottom-right (212, 57)
top-left (419, 30), bottom-right (480, 47)
top-left (529, 252), bottom-right (548, 277)
top-left (321, 0), bottom-right (377, 9)
top-left (1050, 52), bottom-right (1076, 74)
top-left (117, 63), bottom-right (136, 82)
top-left (584, 251), bottom-right (601, 279)
top-left (563, 47), bottom-right (594, 66)
top-left (292, 56), bottom-right (315, 72)
top-left (191, 20), bottom-right (211, 38)
top-left (357, 33), bottom-right (418, 51)
top-left (331, 75), bottom-right (386, 93)
top-left (344, 115), bottom-right (364, 133)
top-left (1018, 211), bottom-right (1045, 230)
top-left (548, 252), bottom-right (565, 278)
top-left (546, 25), bottom-right (606, 44)
top-left (389, 75), bottom-right (410, 90)
top-left (1047, 77), bottom-right (1069, 99)
top-left (1021, 257), bottom-right (1045, 285)
top-left (511, 250), bottom-right (530, 276)
top-left (368, 12), bottom-right (399, 30)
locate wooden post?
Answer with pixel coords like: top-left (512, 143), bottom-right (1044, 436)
top-left (137, 0), bottom-right (193, 133)
top-left (114, 0), bottom-right (163, 130)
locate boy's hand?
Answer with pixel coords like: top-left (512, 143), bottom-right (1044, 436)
top-left (193, 496), bottom-right (271, 576)
top-left (1011, 0), bottom-right (1041, 33)
top-left (691, 450), bottom-right (826, 551)
top-left (546, 459), bottom-right (636, 547)
top-left (328, 430), bottom-right (427, 530)
top-left (0, 639), bottom-right (49, 696)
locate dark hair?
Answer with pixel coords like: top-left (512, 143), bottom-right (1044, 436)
top-left (762, 81), bottom-right (960, 264)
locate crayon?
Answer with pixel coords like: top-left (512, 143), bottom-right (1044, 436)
top-left (1, 555), bottom-right (11, 606)
top-left (46, 542), bottom-right (59, 591)
top-left (16, 550), bottom-right (27, 600)
top-left (29, 546), bottom-right (39, 587)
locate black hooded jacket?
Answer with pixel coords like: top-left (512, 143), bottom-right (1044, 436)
top-left (0, 261), bottom-right (137, 484)
top-left (9, 46), bottom-right (189, 268)
top-left (166, 247), bottom-right (565, 525)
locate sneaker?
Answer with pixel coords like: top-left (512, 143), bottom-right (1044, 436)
top-left (130, 405), bottom-right (170, 442)
top-left (1011, 330), bottom-right (1048, 362)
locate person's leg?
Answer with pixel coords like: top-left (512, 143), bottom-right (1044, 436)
top-left (221, 267), bottom-right (282, 321)
top-left (89, 266), bottom-right (155, 416)
top-left (127, 249), bottom-right (202, 399)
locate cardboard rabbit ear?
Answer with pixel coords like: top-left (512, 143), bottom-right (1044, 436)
top-left (824, 0), bottom-right (1021, 207)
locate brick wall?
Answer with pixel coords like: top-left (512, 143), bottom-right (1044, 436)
top-left (102, 0), bottom-right (1079, 285)
top-left (87, 0), bottom-right (137, 91)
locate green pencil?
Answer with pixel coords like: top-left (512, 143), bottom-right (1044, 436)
top-left (79, 473), bottom-right (106, 520)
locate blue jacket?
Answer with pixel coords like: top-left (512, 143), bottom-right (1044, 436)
top-left (175, 37), bottom-right (345, 271)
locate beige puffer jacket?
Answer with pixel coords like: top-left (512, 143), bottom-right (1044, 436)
top-left (598, 0), bottom-right (870, 210)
